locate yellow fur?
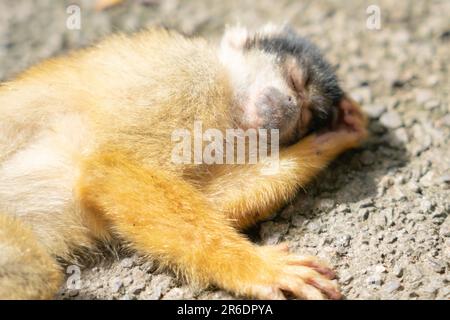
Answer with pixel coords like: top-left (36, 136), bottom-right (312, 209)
top-left (0, 28), bottom-right (366, 299)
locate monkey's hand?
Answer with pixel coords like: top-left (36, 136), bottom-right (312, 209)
top-left (314, 96), bottom-right (368, 155)
top-left (244, 243), bottom-right (341, 299)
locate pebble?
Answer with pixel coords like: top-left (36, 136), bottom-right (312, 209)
top-left (393, 265), bottom-right (404, 277)
top-left (384, 280), bottom-right (402, 293)
top-left (339, 271), bottom-right (354, 285)
top-left (315, 198), bottom-right (335, 211)
top-left (291, 214), bottom-right (306, 227)
top-left (424, 99), bottom-right (440, 110)
top-left (427, 259), bottom-right (446, 274)
top-left (68, 289), bottom-right (79, 297)
top-left (129, 281), bottom-right (146, 295)
top-left (415, 89), bottom-right (434, 105)
top-left (359, 209), bottom-right (370, 221)
top-left (360, 150), bottom-right (375, 165)
top-left (336, 234), bottom-right (352, 248)
top-left (374, 264), bottom-right (387, 274)
top-left (420, 199), bottom-right (435, 213)
top-left (393, 128), bottom-right (409, 144)
top-left (440, 217), bottom-right (450, 237)
top-left (123, 276), bottom-right (133, 287)
top-left (367, 274), bottom-right (383, 286)
top-left (359, 199), bottom-right (375, 208)
top-left (144, 274), bottom-right (173, 299)
top-left (352, 87), bottom-right (372, 104)
top-left (438, 174), bottom-right (450, 184)
top-left (363, 104), bottom-right (386, 119)
top-left (259, 222), bottom-right (289, 245)
top-left (380, 111), bottom-right (403, 129)
top-left (162, 287), bottom-right (195, 300)
top-left (110, 278), bottom-right (123, 294)
top-left (120, 257), bottom-right (135, 269)
top-left (407, 182), bottom-right (421, 193)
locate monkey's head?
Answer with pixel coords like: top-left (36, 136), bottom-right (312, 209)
top-left (219, 24), bottom-right (343, 145)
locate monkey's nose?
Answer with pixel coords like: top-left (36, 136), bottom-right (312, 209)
top-left (259, 87), bottom-right (297, 111)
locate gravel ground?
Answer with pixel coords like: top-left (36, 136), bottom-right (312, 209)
top-left (1, 0), bottom-right (449, 300)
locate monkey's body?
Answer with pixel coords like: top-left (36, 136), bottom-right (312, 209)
top-left (0, 28), bottom-right (367, 299)
top-left (0, 30), bottom-right (229, 257)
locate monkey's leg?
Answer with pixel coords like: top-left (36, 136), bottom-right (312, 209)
top-left (204, 97), bottom-right (368, 230)
top-left (0, 213), bottom-right (62, 299)
top-left (78, 151), bottom-right (341, 299)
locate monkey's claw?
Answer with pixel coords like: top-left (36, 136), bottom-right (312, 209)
top-left (244, 245), bottom-right (342, 300)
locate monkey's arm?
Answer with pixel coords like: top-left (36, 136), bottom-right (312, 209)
top-left (204, 98), bottom-right (368, 229)
top-left (78, 150), bottom-right (340, 299)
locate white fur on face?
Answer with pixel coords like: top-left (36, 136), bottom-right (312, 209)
top-left (219, 26), bottom-right (292, 114)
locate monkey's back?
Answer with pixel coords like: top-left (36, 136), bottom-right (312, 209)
top-left (0, 29), bottom-right (232, 259)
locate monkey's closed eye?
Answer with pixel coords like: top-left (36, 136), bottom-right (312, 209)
top-left (286, 63), bottom-right (306, 97)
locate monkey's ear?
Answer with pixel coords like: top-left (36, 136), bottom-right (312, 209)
top-left (220, 25), bottom-right (249, 51)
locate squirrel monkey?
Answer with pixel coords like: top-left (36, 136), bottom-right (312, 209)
top-left (0, 25), bottom-right (367, 300)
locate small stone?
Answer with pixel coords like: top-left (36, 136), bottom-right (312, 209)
top-left (438, 174), bottom-right (450, 184)
top-left (291, 214), bottom-right (306, 227)
top-left (110, 278), bottom-right (123, 294)
top-left (359, 209), bottom-right (370, 221)
top-left (384, 280), bottom-right (402, 293)
top-left (439, 287), bottom-right (450, 299)
top-left (427, 259), bottom-right (446, 274)
top-left (380, 111), bottom-right (403, 129)
top-left (420, 171), bottom-right (435, 187)
top-left (339, 271), bottom-right (354, 285)
top-left (336, 204), bottom-right (351, 213)
top-left (68, 289), bottom-right (79, 297)
top-left (407, 182), bottom-right (421, 193)
top-left (259, 221), bottom-right (289, 245)
top-left (162, 287), bottom-right (195, 300)
top-left (352, 87), bottom-right (372, 104)
top-left (359, 198), bottom-right (375, 208)
top-left (129, 281), bottom-right (146, 295)
top-left (363, 104), bottom-right (386, 119)
top-left (424, 99), bottom-right (440, 110)
top-left (383, 208), bottom-right (395, 226)
top-left (336, 234), bottom-right (352, 248)
top-left (420, 199), bottom-right (435, 213)
top-left (360, 150), bottom-right (375, 166)
top-left (415, 89), bottom-right (433, 105)
top-left (374, 264), bottom-right (387, 273)
top-left (366, 274), bottom-right (383, 286)
top-left (440, 217), bottom-right (450, 237)
top-left (393, 128), bottom-right (409, 144)
top-left (386, 234), bottom-right (398, 243)
top-left (393, 265), bottom-right (404, 277)
top-left (142, 274), bottom-right (173, 299)
top-left (123, 276), bottom-right (133, 287)
top-left (315, 198), bottom-right (335, 211)
top-left (120, 257), bottom-right (134, 268)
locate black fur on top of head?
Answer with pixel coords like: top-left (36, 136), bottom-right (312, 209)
top-left (245, 26), bottom-right (343, 132)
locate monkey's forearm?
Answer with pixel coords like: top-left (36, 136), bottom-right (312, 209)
top-left (204, 133), bottom-right (353, 229)
top-left (77, 149), bottom-right (340, 299)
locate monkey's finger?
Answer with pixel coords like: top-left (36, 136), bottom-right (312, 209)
top-left (280, 277), bottom-right (325, 300)
top-left (286, 255), bottom-right (336, 279)
top-left (287, 266), bottom-right (342, 300)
